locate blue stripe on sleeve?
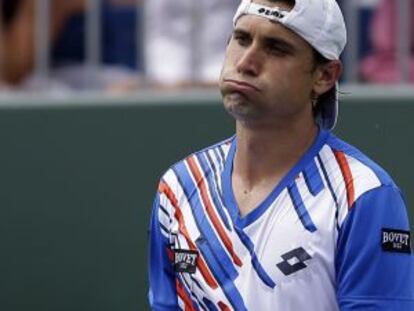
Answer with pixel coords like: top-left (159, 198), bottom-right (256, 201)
top-left (217, 146), bottom-right (226, 164)
top-left (234, 226), bottom-right (276, 288)
top-left (213, 148), bottom-right (225, 172)
top-left (303, 159), bottom-right (324, 196)
top-left (203, 297), bottom-right (219, 311)
top-left (172, 162), bottom-right (239, 281)
top-left (177, 275), bottom-right (201, 311)
top-left (148, 193), bottom-right (178, 309)
top-left (317, 155), bottom-right (340, 231)
top-left (196, 237), bottom-right (248, 311)
top-left (198, 152), bottom-right (275, 289)
top-left (288, 182), bottom-right (317, 232)
top-left (197, 152), bottom-right (232, 231)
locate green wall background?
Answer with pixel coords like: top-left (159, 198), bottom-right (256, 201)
top-left (0, 95), bottom-right (412, 310)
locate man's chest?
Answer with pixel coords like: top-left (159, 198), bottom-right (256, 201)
top-left (166, 180), bottom-right (340, 310)
top-left (171, 188), bottom-right (337, 286)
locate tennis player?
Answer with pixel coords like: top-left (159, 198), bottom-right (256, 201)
top-left (148, 0), bottom-right (414, 309)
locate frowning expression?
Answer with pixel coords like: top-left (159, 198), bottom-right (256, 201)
top-left (219, 1), bottom-right (320, 127)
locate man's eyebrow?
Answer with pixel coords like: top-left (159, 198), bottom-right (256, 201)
top-left (233, 28), bottom-right (296, 53)
top-left (233, 28), bottom-right (251, 37)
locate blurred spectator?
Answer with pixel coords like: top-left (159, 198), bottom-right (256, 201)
top-left (0, 0), bottom-right (84, 90)
top-left (145, 0), bottom-right (239, 88)
top-left (353, 0), bottom-right (381, 60)
top-left (0, 0), bottom-right (33, 87)
top-left (360, 0), bottom-right (414, 83)
top-left (0, 0), bottom-right (142, 92)
top-left (50, 0), bottom-right (143, 92)
top-left (54, 0), bottom-right (142, 71)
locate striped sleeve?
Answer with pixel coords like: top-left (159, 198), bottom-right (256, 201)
top-left (148, 191), bottom-right (178, 311)
top-left (336, 185), bottom-right (414, 310)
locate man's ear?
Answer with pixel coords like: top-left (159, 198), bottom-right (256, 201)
top-left (313, 60), bottom-right (342, 97)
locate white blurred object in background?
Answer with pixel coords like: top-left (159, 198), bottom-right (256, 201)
top-left (144, 0), bottom-right (239, 88)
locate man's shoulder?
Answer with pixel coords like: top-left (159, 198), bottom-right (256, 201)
top-left (160, 136), bottom-right (234, 184)
top-left (324, 133), bottom-right (396, 189)
top-left (321, 133), bottom-right (405, 228)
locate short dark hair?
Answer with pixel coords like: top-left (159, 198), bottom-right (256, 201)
top-left (312, 49), bottom-right (331, 70)
top-left (312, 49), bottom-right (333, 116)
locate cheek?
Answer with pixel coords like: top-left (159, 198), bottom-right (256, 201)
top-left (282, 64), bottom-right (314, 92)
top-left (263, 64), bottom-right (313, 105)
top-left (219, 54), bottom-right (231, 80)
top-left (221, 44), bottom-right (244, 71)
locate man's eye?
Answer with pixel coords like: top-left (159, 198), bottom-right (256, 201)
top-left (268, 46), bottom-right (288, 56)
top-left (234, 35), bottom-right (250, 46)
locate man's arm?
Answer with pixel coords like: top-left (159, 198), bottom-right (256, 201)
top-left (336, 185), bottom-right (414, 310)
top-left (148, 192), bottom-right (178, 311)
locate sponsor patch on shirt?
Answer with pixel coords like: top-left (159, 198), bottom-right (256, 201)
top-left (174, 249), bottom-right (199, 273)
top-left (382, 228), bottom-right (411, 254)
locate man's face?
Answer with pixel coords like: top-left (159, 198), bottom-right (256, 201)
top-left (219, 1), bottom-right (319, 127)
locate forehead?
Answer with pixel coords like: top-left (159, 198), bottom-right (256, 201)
top-left (235, 12), bottom-right (312, 53)
top-left (234, 0), bottom-right (304, 42)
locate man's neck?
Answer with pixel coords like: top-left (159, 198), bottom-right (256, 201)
top-left (234, 120), bottom-right (318, 184)
top-left (232, 120), bottom-right (319, 216)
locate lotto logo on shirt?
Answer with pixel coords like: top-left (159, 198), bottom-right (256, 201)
top-left (382, 228), bottom-right (411, 254)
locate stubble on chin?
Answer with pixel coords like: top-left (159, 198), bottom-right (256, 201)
top-left (222, 92), bottom-right (262, 121)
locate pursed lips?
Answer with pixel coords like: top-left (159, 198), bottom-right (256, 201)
top-left (223, 79), bottom-right (261, 92)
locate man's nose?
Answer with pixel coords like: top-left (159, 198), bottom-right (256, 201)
top-left (236, 46), bottom-right (261, 77)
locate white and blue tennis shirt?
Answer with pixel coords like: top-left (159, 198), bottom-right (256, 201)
top-left (148, 130), bottom-right (414, 310)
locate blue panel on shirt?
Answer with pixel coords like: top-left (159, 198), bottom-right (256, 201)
top-left (148, 193), bottom-right (178, 310)
top-left (196, 238), bottom-right (248, 311)
top-left (203, 297), bottom-right (219, 311)
top-left (303, 158), bottom-right (325, 196)
top-left (172, 161), bottom-right (239, 281)
top-left (233, 226), bottom-right (276, 288)
top-left (288, 182), bottom-right (318, 233)
top-left (336, 185), bottom-right (414, 310)
top-left (196, 152), bottom-right (232, 231)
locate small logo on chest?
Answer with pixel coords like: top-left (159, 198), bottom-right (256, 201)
top-left (276, 247), bottom-right (312, 276)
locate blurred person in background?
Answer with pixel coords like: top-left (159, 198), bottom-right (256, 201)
top-left (0, 0), bottom-right (85, 90)
top-left (0, 0), bottom-right (143, 92)
top-left (360, 0), bottom-right (414, 83)
top-left (51, 0), bottom-right (144, 92)
top-left (0, 0), bottom-right (33, 88)
top-left (145, 0), bottom-right (239, 89)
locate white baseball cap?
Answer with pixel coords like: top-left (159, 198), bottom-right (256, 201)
top-left (233, 0), bottom-right (347, 130)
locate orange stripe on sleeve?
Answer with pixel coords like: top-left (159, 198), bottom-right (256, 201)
top-left (176, 279), bottom-right (197, 311)
top-left (218, 301), bottom-right (231, 311)
top-left (186, 156), bottom-right (242, 267)
top-left (333, 151), bottom-right (355, 209)
top-left (158, 182), bottom-right (218, 289)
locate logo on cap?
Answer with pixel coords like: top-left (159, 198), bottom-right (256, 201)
top-left (257, 8), bottom-right (285, 19)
